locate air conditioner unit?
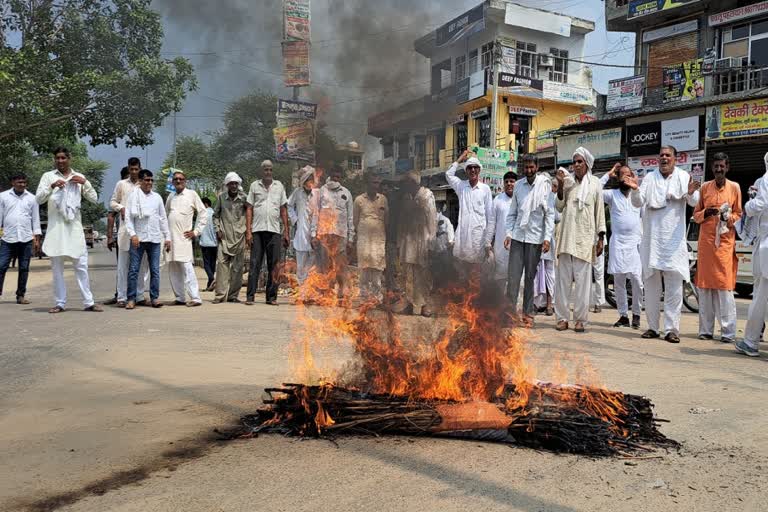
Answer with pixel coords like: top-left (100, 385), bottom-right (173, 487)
top-left (539, 54), bottom-right (555, 67)
top-left (715, 57), bottom-right (740, 71)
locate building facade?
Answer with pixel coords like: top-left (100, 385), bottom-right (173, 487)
top-left (563, 0), bottom-right (768, 195)
top-left (366, 0), bottom-right (597, 206)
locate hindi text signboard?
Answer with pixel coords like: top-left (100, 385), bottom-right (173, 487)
top-left (706, 99), bottom-right (768, 141)
top-left (607, 75), bottom-right (645, 113)
top-left (556, 128), bottom-right (622, 164)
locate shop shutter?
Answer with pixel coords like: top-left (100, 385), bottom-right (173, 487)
top-left (647, 32), bottom-right (698, 88)
top-left (706, 140), bottom-right (768, 202)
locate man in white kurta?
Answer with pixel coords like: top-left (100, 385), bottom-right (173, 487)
top-left (504, 156), bottom-right (554, 324)
top-left (35, 147), bottom-right (102, 313)
top-left (109, 158), bottom-right (148, 305)
top-left (165, 171), bottom-right (208, 306)
top-left (601, 165), bottom-right (643, 329)
top-left (554, 147), bottom-right (606, 333)
top-left (735, 158), bottom-right (768, 357)
top-left (487, 171), bottom-right (516, 288)
top-left (533, 186), bottom-right (559, 315)
top-left (288, 166), bottom-right (316, 287)
top-left (627, 146), bottom-right (700, 343)
top-left (354, 173), bottom-right (388, 302)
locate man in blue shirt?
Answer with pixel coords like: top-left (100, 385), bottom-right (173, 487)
top-left (198, 197), bottom-right (218, 291)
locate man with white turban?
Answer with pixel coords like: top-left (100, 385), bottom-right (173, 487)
top-left (288, 166), bottom-right (316, 287)
top-left (735, 153), bottom-right (768, 357)
top-left (503, 154), bottom-right (554, 326)
top-left (554, 147), bottom-right (606, 333)
top-left (625, 145), bottom-right (701, 343)
top-left (445, 149), bottom-right (494, 266)
top-left (212, 172), bottom-right (248, 304)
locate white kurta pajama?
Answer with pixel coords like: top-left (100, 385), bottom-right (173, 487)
top-left (631, 167), bottom-right (700, 336)
top-left (743, 175), bottom-right (768, 351)
top-left (288, 186), bottom-right (315, 286)
top-left (600, 174), bottom-right (643, 317)
top-left (165, 188), bottom-right (208, 304)
top-left (488, 192), bottom-right (513, 283)
top-left (555, 173), bottom-right (606, 324)
top-left (445, 162), bottom-right (494, 264)
top-left (110, 178), bottom-right (149, 301)
top-left (534, 195), bottom-right (559, 309)
top-left (36, 170), bottom-right (99, 308)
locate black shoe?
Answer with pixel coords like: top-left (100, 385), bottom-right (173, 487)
top-left (641, 329), bottom-right (660, 339)
top-left (613, 316), bottom-right (630, 328)
top-left (698, 334), bottom-right (714, 340)
top-left (665, 332), bottom-right (680, 344)
top-left (632, 315), bottom-right (641, 329)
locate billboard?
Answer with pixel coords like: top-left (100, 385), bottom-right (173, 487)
top-left (556, 128), bottom-right (622, 164)
top-left (282, 41), bottom-right (310, 87)
top-left (284, 0), bottom-right (310, 41)
top-left (274, 121), bottom-right (315, 161)
top-left (706, 99), bottom-right (768, 141)
top-left (628, 150), bottom-right (705, 183)
top-left (628, 0), bottom-right (701, 20)
top-left (663, 59), bottom-right (704, 103)
top-left (607, 75), bottom-right (645, 113)
top-left (543, 81), bottom-right (593, 106)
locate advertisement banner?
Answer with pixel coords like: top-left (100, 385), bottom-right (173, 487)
top-left (543, 81), bottom-right (593, 106)
top-left (284, 0), bottom-right (310, 41)
top-left (628, 0), bottom-right (701, 20)
top-left (563, 111), bottom-right (597, 126)
top-left (627, 122), bottom-right (661, 157)
top-left (607, 75), bottom-right (645, 113)
top-left (662, 116), bottom-right (699, 151)
top-left (535, 129), bottom-right (557, 151)
top-left (556, 128), bottom-right (622, 164)
top-left (282, 41), bottom-right (310, 87)
top-left (274, 120), bottom-right (315, 161)
top-left (706, 99), bottom-right (768, 141)
top-left (709, 1), bottom-right (768, 26)
top-left (476, 147), bottom-right (514, 195)
top-left (663, 59), bottom-right (704, 103)
top-left (456, 69), bottom-right (486, 104)
top-left (436, 3), bottom-right (485, 47)
top-left (628, 150), bottom-right (705, 183)
top-left (277, 99), bottom-right (317, 120)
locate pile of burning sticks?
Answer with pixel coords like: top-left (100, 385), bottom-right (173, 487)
top-left (235, 381), bottom-right (677, 456)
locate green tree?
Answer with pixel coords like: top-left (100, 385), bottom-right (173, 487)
top-left (0, 0), bottom-right (197, 179)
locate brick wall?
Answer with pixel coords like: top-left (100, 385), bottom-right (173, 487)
top-left (647, 32), bottom-right (698, 88)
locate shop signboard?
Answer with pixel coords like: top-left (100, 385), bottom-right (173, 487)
top-left (661, 115), bottom-right (699, 152)
top-left (663, 59), bottom-right (704, 103)
top-left (494, 72), bottom-right (544, 91)
top-left (543, 81), bottom-right (593, 106)
top-left (627, 121), bottom-right (661, 157)
top-left (436, 3), bottom-right (485, 47)
top-left (628, 0), bottom-right (701, 20)
top-left (535, 129), bottom-right (557, 151)
top-left (709, 1), bottom-right (768, 26)
top-left (509, 106), bottom-right (539, 116)
top-left (706, 99), bottom-right (768, 140)
top-left (628, 150), bottom-right (705, 183)
top-left (556, 128), bottom-right (622, 164)
top-left (277, 99), bottom-right (317, 120)
top-left (607, 75), bottom-right (645, 113)
top-left (563, 112), bottom-right (597, 126)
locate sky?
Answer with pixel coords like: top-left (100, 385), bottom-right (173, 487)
top-left (91, 0), bottom-right (636, 202)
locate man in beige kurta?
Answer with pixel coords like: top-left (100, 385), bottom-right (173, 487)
top-left (213, 172), bottom-right (248, 304)
top-left (554, 147), bottom-right (606, 333)
top-left (354, 174), bottom-right (388, 302)
top-left (165, 171), bottom-right (207, 306)
top-left (398, 171), bottom-right (437, 316)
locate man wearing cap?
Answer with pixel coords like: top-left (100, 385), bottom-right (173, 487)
top-left (354, 172), bottom-right (388, 303)
top-left (445, 149), bottom-right (494, 268)
top-left (554, 147), bottom-right (606, 333)
top-left (397, 170), bottom-right (436, 316)
top-left (166, 170), bottom-right (208, 307)
top-left (288, 166), bottom-right (316, 288)
top-left (246, 160), bottom-right (289, 306)
top-left (311, 166), bottom-right (354, 300)
top-left (213, 172), bottom-right (248, 304)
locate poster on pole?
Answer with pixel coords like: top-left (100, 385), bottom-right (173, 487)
top-left (607, 75), bottom-right (645, 113)
top-left (274, 120), bottom-right (315, 162)
top-left (282, 41), bottom-right (310, 87)
top-left (284, 0), bottom-right (311, 41)
top-left (662, 59), bottom-right (704, 103)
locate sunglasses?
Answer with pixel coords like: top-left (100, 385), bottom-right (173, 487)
top-left (173, 177), bottom-right (186, 182)
top-left (143, 178), bottom-right (155, 182)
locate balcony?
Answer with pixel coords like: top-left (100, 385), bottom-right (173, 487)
top-left (606, 0), bottom-right (715, 33)
top-left (712, 65), bottom-right (768, 96)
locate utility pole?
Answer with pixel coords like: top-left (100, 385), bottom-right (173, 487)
top-left (172, 111), bottom-right (178, 168)
top-left (490, 41), bottom-right (500, 150)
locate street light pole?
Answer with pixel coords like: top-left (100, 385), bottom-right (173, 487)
top-left (490, 41), bottom-right (500, 150)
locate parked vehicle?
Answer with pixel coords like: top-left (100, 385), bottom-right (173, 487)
top-left (686, 221), bottom-right (754, 298)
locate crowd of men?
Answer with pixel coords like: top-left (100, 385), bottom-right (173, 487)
top-left (0, 144), bottom-right (766, 357)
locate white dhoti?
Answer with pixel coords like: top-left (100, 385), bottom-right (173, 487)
top-left (698, 289), bottom-right (737, 340)
top-left (592, 251), bottom-right (606, 307)
top-left (613, 272), bottom-right (643, 317)
top-left (555, 254), bottom-right (591, 323)
top-left (533, 259), bottom-right (555, 309)
top-left (168, 261), bottom-right (201, 304)
top-left (117, 249), bottom-right (149, 302)
top-left (295, 250), bottom-right (314, 286)
top-left (51, 254), bottom-right (94, 308)
top-left (645, 270), bottom-right (683, 336)
top-left (743, 277), bottom-right (768, 350)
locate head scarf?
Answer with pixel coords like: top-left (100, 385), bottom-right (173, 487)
top-left (572, 147), bottom-right (594, 209)
top-left (224, 172), bottom-right (242, 185)
top-left (299, 166), bottom-right (314, 186)
top-left (261, 159), bottom-right (273, 169)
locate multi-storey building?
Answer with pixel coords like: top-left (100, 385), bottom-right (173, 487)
top-left (564, 0), bottom-right (768, 193)
top-left (366, 1), bottom-right (596, 212)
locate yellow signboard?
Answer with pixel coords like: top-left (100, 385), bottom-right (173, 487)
top-left (706, 98), bottom-right (768, 141)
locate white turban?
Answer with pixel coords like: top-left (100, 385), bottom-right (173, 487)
top-left (224, 172), bottom-right (242, 185)
top-left (464, 157), bottom-right (483, 172)
top-left (261, 159), bottom-right (273, 168)
top-left (299, 165), bottom-right (314, 186)
top-left (764, 152), bottom-right (768, 175)
top-left (572, 147), bottom-right (594, 210)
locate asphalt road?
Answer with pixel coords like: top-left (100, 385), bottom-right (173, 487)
top-left (1, 246), bottom-right (766, 512)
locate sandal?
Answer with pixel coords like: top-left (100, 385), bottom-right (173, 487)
top-left (151, 301), bottom-right (164, 308)
top-left (84, 305), bottom-right (103, 312)
top-left (125, 301), bottom-right (136, 310)
top-left (555, 321), bottom-right (568, 331)
top-left (574, 321), bottom-right (586, 333)
top-left (49, 305), bottom-right (65, 314)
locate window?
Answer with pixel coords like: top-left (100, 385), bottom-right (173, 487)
top-left (478, 117), bottom-right (492, 148)
top-left (716, 19), bottom-right (768, 95)
top-left (348, 155), bottom-right (362, 171)
top-left (516, 41), bottom-right (537, 78)
top-left (382, 139), bottom-right (394, 159)
top-left (549, 48), bottom-right (569, 83)
top-left (481, 42), bottom-right (495, 70)
top-left (397, 135), bottom-right (409, 160)
top-left (468, 49), bottom-right (479, 74)
top-left (455, 54), bottom-right (467, 82)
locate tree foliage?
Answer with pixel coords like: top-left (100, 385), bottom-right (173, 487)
top-left (0, 0), bottom-right (197, 169)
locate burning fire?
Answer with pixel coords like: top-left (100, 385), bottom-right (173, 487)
top-left (286, 205), bottom-right (629, 436)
